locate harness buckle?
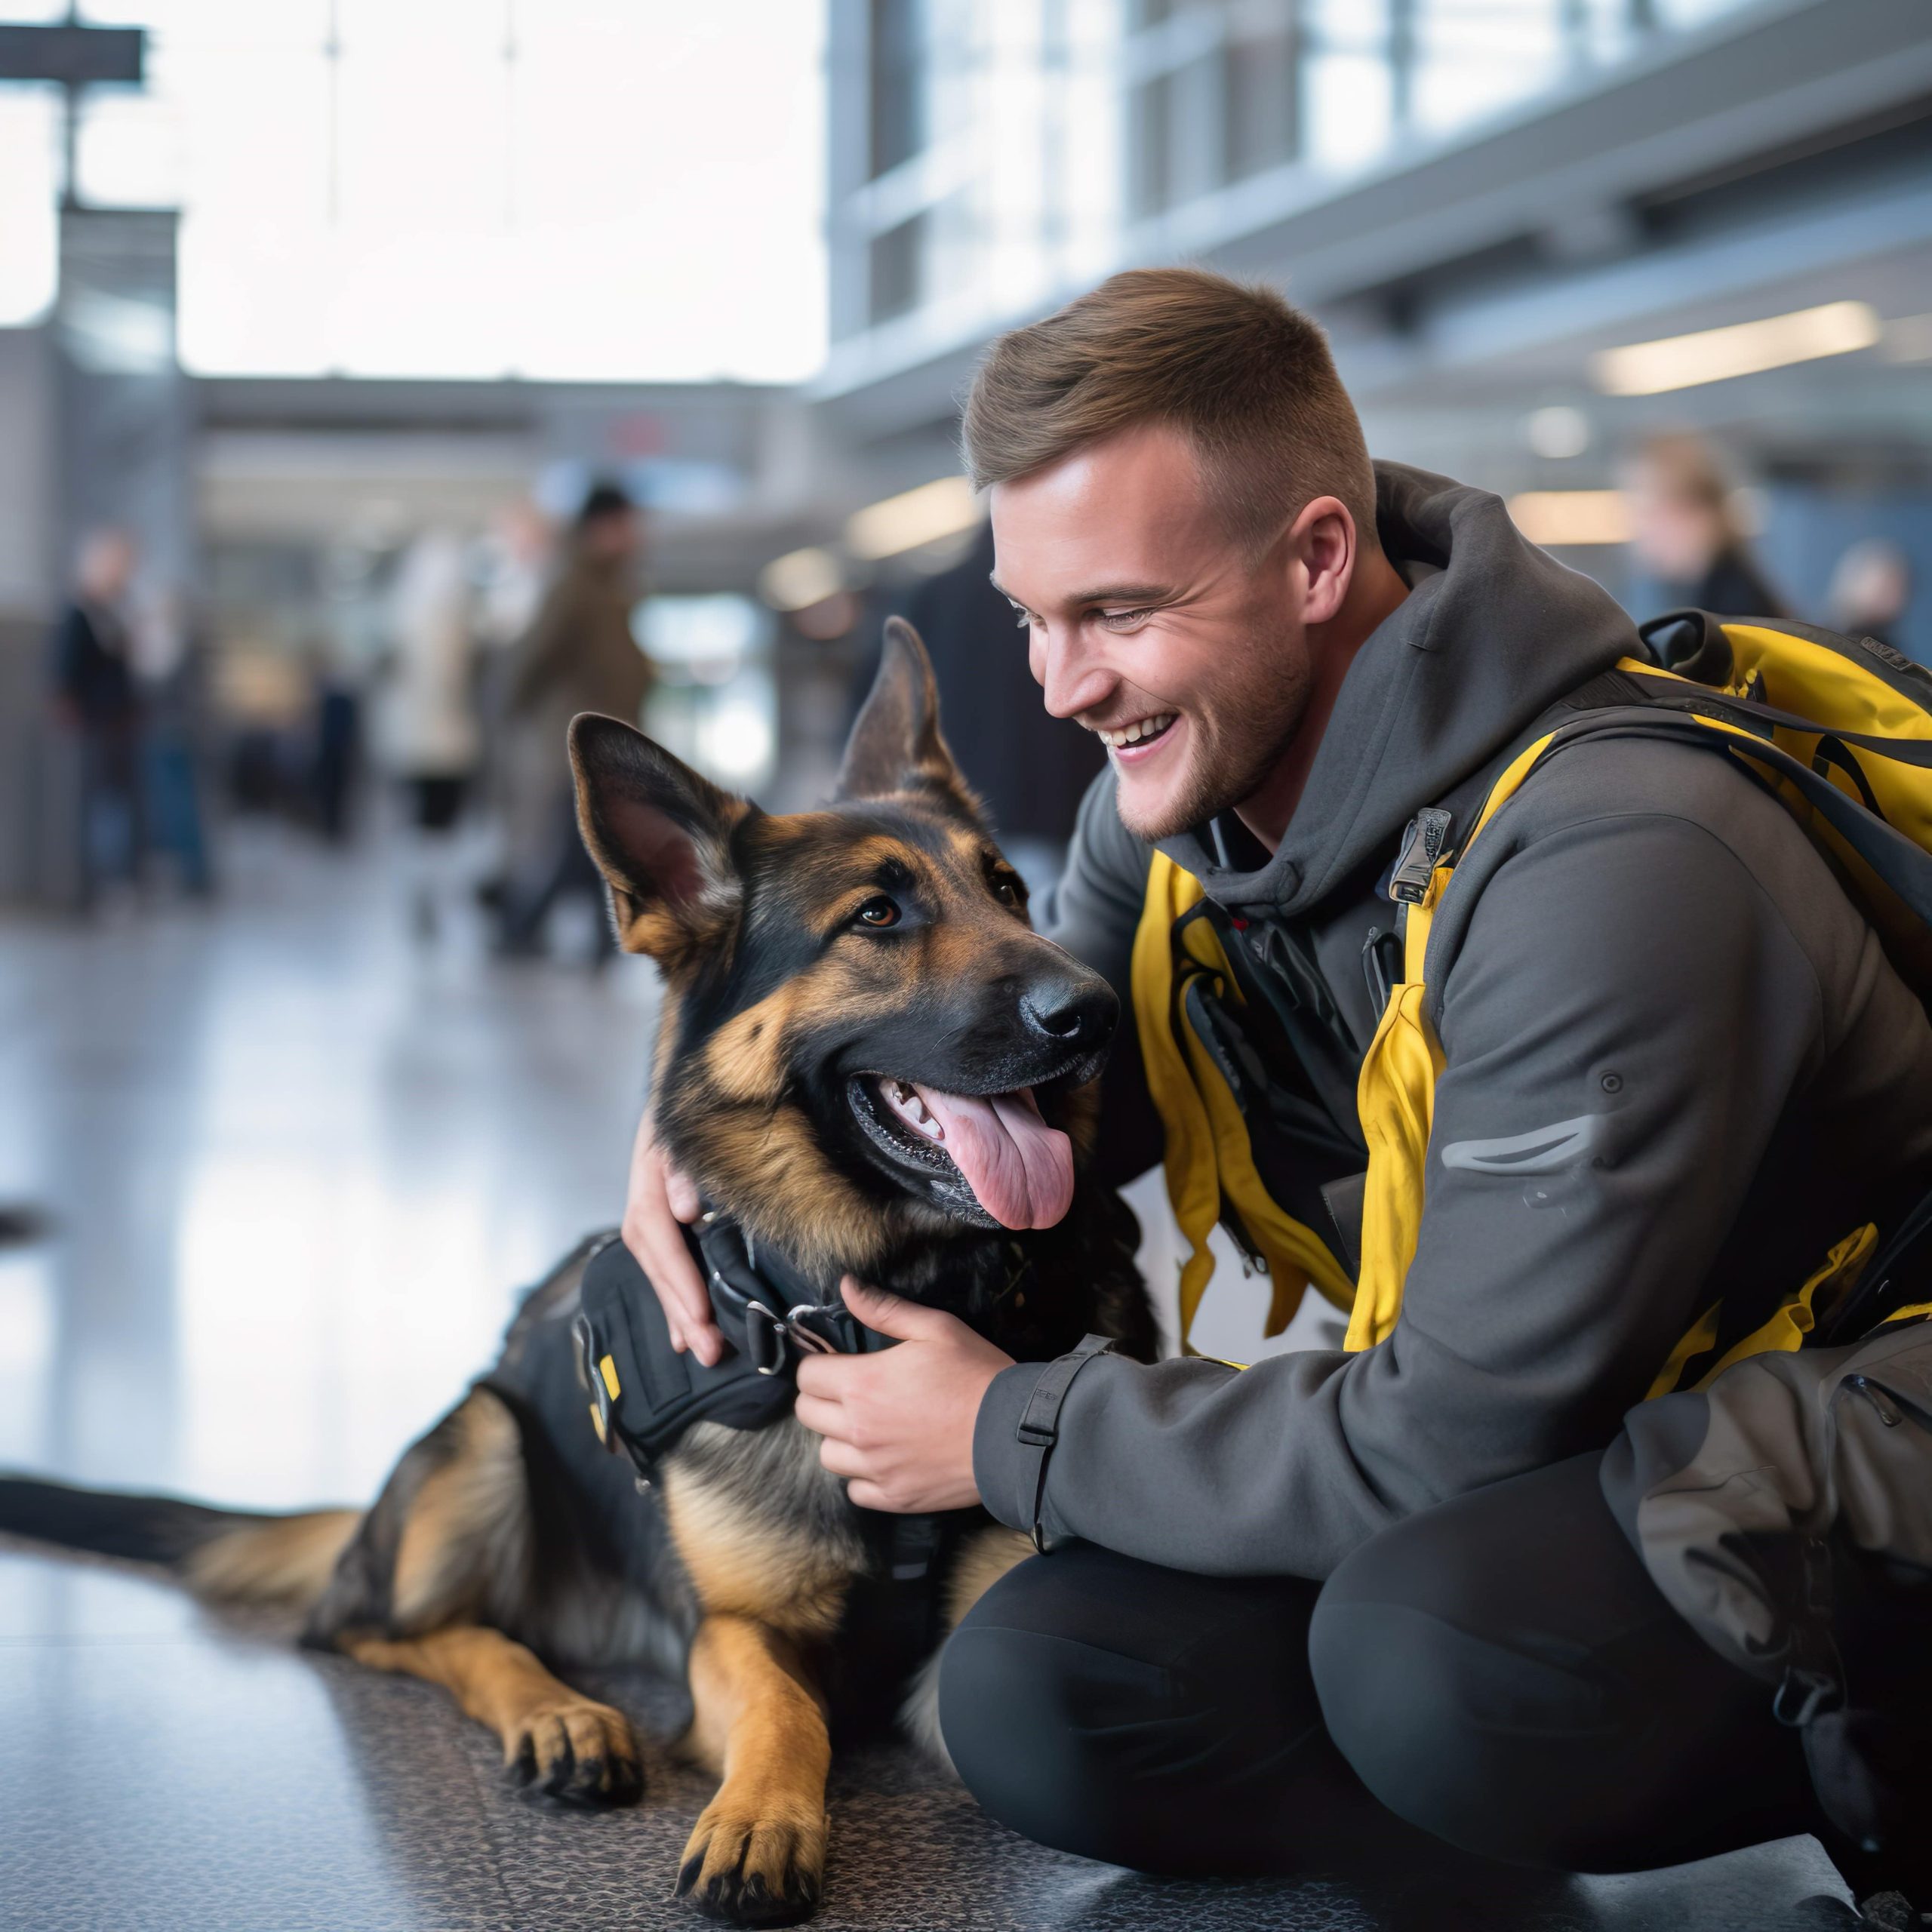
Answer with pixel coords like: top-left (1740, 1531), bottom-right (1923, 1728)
top-left (784, 1304), bottom-right (841, 1355)
top-left (743, 1300), bottom-right (789, 1376)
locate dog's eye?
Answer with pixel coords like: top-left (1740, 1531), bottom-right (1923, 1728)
top-left (990, 874), bottom-right (1022, 908)
top-left (854, 895), bottom-right (900, 929)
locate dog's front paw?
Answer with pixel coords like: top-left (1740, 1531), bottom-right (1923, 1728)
top-left (675, 1794), bottom-right (826, 1925)
top-left (505, 1697), bottom-right (645, 1807)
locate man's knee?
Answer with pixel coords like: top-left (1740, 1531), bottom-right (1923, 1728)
top-left (937, 1556), bottom-right (1174, 1866)
top-left (936, 1543), bottom-right (1326, 1873)
top-left (1308, 1456), bottom-right (1800, 1872)
top-left (1309, 1549), bottom-right (1594, 1868)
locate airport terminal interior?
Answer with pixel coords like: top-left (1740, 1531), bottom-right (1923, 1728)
top-left (2, 1), bottom-right (1930, 1927)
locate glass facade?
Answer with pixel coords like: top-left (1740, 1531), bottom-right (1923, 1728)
top-left (825, 0), bottom-right (1757, 367)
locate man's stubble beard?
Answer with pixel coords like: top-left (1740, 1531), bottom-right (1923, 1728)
top-left (1115, 635), bottom-right (1312, 845)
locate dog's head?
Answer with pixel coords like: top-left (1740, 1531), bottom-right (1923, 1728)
top-left (569, 619), bottom-right (1118, 1276)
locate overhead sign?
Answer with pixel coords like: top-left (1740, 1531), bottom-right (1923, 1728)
top-left (0, 23), bottom-right (145, 88)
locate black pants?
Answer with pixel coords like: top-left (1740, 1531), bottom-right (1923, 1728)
top-left (938, 1454), bottom-right (1817, 1878)
top-left (499, 789), bottom-right (614, 959)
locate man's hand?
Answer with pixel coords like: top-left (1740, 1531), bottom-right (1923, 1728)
top-left (620, 1107), bottom-right (722, 1364)
top-left (793, 1279), bottom-right (1013, 1513)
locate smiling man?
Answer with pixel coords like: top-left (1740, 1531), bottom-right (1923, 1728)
top-left (623, 268), bottom-right (1932, 1881)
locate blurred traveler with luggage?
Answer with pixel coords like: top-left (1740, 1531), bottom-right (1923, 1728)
top-left (377, 529), bottom-right (481, 943)
top-left (494, 481), bottom-right (651, 960)
top-left (132, 586), bottom-right (215, 900)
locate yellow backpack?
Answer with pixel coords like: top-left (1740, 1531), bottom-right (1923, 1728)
top-left (1132, 613), bottom-right (1932, 1377)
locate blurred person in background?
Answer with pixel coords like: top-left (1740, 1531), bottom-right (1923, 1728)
top-left (131, 586), bottom-right (215, 900)
top-left (1829, 537), bottom-right (1913, 655)
top-left (872, 523), bottom-right (1106, 903)
top-left (472, 500), bottom-right (555, 891)
top-left (1621, 429), bottom-right (1788, 622)
top-left (376, 529), bottom-right (481, 943)
top-left (478, 500), bottom-right (555, 656)
top-left (494, 481), bottom-right (650, 961)
top-left (50, 528), bottom-right (144, 912)
top-left (312, 628), bottom-right (366, 847)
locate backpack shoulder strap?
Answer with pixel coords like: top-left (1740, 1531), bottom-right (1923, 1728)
top-left (1546, 678), bottom-right (1932, 929)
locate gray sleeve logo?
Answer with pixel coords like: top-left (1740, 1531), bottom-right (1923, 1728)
top-left (1439, 1114), bottom-right (1609, 1175)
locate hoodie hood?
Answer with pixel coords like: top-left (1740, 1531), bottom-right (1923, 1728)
top-left (1158, 461), bottom-right (1641, 918)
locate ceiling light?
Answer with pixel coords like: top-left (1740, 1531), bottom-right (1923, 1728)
top-left (845, 475), bottom-right (980, 561)
top-left (1884, 312), bottom-right (1932, 364)
top-left (758, 546), bottom-right (843, 612)
top-left (1592, 300), bottom-right (1881, 396)
top-left (1507, 491), bottom-right (1631, 546)
top-left (1525, 405), bottom-right (1591, 460)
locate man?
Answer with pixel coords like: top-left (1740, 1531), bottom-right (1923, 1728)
top-left (495, 481), bottom-right (651, 958)
top-left (50, 528), bottom-right (143, 909)
top-left (623, 271), bottom-right (1932, 1876)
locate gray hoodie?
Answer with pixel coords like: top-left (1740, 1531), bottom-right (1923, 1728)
top-left (974, 463), bottom-right (1932, 1580)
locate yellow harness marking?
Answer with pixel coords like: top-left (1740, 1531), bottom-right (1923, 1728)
top-left (598, 1352), bottom-right (622, 1401)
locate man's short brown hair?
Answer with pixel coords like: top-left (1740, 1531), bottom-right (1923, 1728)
top-left (961, 266), bottom-right (1377, 553)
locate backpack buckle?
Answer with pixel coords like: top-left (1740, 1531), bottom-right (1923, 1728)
top-left (1389, 808), bottom-right (1454, 905)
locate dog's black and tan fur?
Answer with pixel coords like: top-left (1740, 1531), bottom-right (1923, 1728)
top-left (0, 622), bottom-right (1156, 1927)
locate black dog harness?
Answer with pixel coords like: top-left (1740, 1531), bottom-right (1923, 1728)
top-left (571, 1212), bottom-right (900, 1484)
top-left (569, 1215), bottom-right (975, 1680)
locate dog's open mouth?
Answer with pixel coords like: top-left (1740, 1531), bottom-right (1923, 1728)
top-left (849, 1075), bottom-right (1074, 1230)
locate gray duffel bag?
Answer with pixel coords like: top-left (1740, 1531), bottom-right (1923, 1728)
top-left (1601, 1312), bottom-right (1932, 1912)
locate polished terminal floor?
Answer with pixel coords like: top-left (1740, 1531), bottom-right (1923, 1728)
top-left (0, 824), bottom-right (1866, 1931)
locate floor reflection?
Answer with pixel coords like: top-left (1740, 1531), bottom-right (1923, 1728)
top-left (0, 821), bottom-right (658, 1505)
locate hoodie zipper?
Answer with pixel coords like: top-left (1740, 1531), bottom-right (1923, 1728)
top-left (1846, 1375), bottom-right (1903, 1426)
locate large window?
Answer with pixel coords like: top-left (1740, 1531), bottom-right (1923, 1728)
top-left (831, 0), bottom-right (1761, 358)
top-left (0, 0), bottom-right (826, 382)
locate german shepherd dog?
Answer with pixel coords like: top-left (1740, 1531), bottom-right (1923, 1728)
top-left (0, 623), bottom-right (1157, 1927)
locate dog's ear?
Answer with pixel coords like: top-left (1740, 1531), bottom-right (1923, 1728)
top-left (834, 617), bottom-right (977, 812)
top-left (568, 714), bottom-right (748, 961)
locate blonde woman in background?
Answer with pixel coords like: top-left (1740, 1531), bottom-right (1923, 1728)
top-left (1621, 430), bottom-right (1789, 622)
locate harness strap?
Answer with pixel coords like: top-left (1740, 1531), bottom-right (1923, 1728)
top-left (572, 1216), bottom-right (894, 1484)
top-left (1354, 654), bottom-right (1932, 1361)
top-left (1132, 863), bottom-right (1358, 1355)
top-left (1348, 728), bottom-right (1558, 1349)
top-left (694, 1212), bottom-right (883, 1371)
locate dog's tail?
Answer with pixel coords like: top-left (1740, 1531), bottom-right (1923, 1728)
top-left (0, 1475), bottom-right (359, 1608)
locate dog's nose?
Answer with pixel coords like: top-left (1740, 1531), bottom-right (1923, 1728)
top-left (1020, 977), bottom-right (1118, 1048)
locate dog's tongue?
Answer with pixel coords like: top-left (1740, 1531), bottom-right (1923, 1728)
top-left (912, 1084), bottom-right (1074, 1230)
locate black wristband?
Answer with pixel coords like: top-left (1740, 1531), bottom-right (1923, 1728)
top-left (1011, 1334), bottom-right (1117, 1554)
